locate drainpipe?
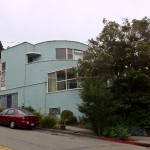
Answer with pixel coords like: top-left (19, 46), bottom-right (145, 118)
top-left (23, 44), bottom-right (27, 107)
top-left (44, 81), bottom-right (47, 114)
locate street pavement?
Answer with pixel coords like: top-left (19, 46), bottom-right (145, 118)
top-left (0, 125), bottom-right (149, 150)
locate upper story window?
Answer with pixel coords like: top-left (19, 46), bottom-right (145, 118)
top-left (27, 55), bottom-right (40, 63)
top-left (56, 48), bottom-right (66, 60)
top-left (48, 67), bottom-right (81, 93)
top-left (56, 48), bottom-right (83, 60)
top-left (26, 52), bottom-right (41, 63)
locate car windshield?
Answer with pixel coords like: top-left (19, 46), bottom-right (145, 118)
top-left (18, 109), bottom-right (33, 115)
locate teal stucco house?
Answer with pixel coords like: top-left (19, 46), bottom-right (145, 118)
top-left (0, 40), bottom-right (88, 117)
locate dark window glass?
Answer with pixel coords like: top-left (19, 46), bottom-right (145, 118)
top-left (57, 70), bottom-right (65, 81)
top-left (57, 81), bottom-right (66, 91)
top-left (28, 56), bottom-right (40, 63)
top-left (67, 68), bottom-right (76, 79)
top-left (56, 48), bottom-right (66, 59)
top-left (2, 62), bottom-right (6, 71)
top-left (28, 56), bottom-right (34, 63)
top-left (49, 107), bottom-right (60, 115)
top-left (67, 79), bottom-right (77, 89)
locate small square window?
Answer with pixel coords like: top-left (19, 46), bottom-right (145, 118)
top-left (49, 107), bottom-right (60, 115)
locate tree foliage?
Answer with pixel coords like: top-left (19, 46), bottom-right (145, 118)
top-left (0, 41), bottom-right (4, 58)
top-left (77, 17), bottom-right (150, 135)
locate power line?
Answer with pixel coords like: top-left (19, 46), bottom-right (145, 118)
top-left (1, 41), bottom-right (21, 44)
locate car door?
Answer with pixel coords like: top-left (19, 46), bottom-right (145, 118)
top-left (4, 109), bottom-right (15, 125)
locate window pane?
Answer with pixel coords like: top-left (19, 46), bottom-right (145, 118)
top-left (67, 79), bottom-right (77, 89)
top-left (57, 70), bottom-right (65, 81)
top-left (1, 71), bottom-right (6, 87)
top-left (67, 49), bottom-right (73, 60)
top-left (77, 79), bottom-right (82, 88)
top-left (68, 54), bottom-right (73, 60)
top-left (67, 68), bottom-right (76, 79)
top-left (56, 48), bottom-right (66, 59)
top-left (74, 49), bottom-right (83, 60)
top-left (48, 73), bottom-right (56, 92)
top-left (2, 62), bottom-right (6, 71)
top-left (67, 49), bottom-right (73, 54)
top-left (57, 81), bottom-right (66, 91)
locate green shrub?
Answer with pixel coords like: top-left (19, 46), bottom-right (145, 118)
top-left (129, 126), bottom-right (144, 136)
top-left (0, 107), bottom-right (4, 112)
top-left (103, 125), bottom-right (131, 140)
top-left (33, 111), bottom-right (43, 122)
top-left (41, 115), bottom-right (58, 129)
top-left (78, 116), bottom-right (90, 128)
top-left (140, 117), bottom-right (150, 130)
top-left (69, 115), bottom-right (77, 125)
top-left (21, 105), bottom-right (35, 113)
top-left (60, 110), bottom-right (77, 125)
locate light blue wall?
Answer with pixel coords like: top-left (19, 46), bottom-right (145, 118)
top-left (34, 40), bottom-right (87, 60)
top-left (24, 83), bottom-right (46, 113)
top-left (1, 43), bottom-right (33, 89)
top-left (0, 41), bottom-right (88, 117)
top-left (46, 90), bottom-right (82, 117)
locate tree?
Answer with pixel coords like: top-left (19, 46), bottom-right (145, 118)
top-left (77, 17), bottom-right (150, 135)
top-left (0, 41), bottom-right (4, 58)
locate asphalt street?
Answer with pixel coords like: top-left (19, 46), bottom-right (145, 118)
top-left (0, 126), bottom-right (148, 150)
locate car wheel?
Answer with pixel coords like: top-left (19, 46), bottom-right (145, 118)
top-left (10, 121), bottom-right (15, 129)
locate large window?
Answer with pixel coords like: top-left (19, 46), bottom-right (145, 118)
top-left (56, 48), bottom-right (83, 60)
top-left (48, 68), bottom-right (81, 92)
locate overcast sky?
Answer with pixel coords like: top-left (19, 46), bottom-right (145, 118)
top-left (1, 0), bottom-right (150, 48)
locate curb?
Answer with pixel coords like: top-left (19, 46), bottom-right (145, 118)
top-left (99, 137), bottom-right (150, 147)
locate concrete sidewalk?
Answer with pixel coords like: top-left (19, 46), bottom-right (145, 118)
top-left (59, 126), bottom-right (150, 147)
top-left (66, 126), bottom-right (95, 134)
top-left (131, 136), bottom-right (150, 144)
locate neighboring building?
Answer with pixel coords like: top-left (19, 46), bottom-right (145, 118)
top-left (0, 40), bottom-right (88, 117)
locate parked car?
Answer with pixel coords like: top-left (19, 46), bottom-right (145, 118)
top-left (0, 108), bottom-right (40, 129)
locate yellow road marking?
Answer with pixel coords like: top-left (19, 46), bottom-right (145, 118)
top-left (0, 146), bottom-right (11, 150)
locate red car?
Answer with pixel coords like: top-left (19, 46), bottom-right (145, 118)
top-left (0, 108), bottom-right (40, 129)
